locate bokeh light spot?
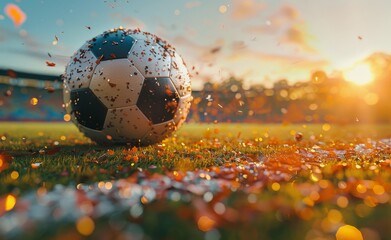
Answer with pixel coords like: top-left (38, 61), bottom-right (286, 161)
top-left (219, 5), bottom-right (228, 13)
top-left (30, 97), bottom-right (38, 106)
top-left (271, 182), bottom-right (280, 191)
top-left (198, 216), bottom-right (215, 232)
top-left (5, 195), bottom-right (16, 211)
top-left (322, 124), bottom-right (331, 131)
top-left (63, 114), bottom-right (71, 122)
top-left (10, 171), bottom-right (19, 180)
top-left (364, 93), bottom-right (379, 105)
top-left (336, 225), bottom-right (363, 240)
top-left (76, 216), bottom-right (95, 236)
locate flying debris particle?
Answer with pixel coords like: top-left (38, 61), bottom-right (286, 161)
top-left (52, 35), bottom-right (59, 45)
top-left (46, 61), bottom-right (56, 67)
top-left (46, 86), bottom-right (55, 93)
top-left (210, 47), bottom-right (221, 54)
top-left (96, 55), bottom-right (104, 64)
top-left (4, 4), bottom-right (26, 27)
top-left (48, 53), bottom-right (52, 58)
top-left (358, 36), bottom-right (363, 40)
top-left (85, 26), bottom-right (91, 30)
top-left (295, 132), bottom-right (303, 142)
top-left (31, 162), bottom-right (42, 169)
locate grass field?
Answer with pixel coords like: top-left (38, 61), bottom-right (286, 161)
top-left (1, 122), bottom-right (391, 240)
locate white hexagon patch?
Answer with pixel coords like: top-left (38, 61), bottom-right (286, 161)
top-left (128, 40), bottom-right (171, 78)
top-left (90, 59), bottom-right (144, 109)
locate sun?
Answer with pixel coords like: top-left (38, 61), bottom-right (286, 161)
top-left (343, 63), bottom-right (373, 85)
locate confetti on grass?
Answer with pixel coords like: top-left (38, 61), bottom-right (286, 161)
top-left (1, 137), bottom-right (390, 239)
top-left (1, 123), bottom-right (391, 239)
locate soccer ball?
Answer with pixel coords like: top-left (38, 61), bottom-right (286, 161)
top-left (63, 28), bottom-right (192, 145)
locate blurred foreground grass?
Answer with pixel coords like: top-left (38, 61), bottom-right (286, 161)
top-left (0, 122), bottom-right (391, 240)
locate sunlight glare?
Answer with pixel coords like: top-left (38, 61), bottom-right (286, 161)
top-left (343, 63), bottom-right (373, 85)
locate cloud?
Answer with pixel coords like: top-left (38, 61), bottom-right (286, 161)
top-left (229, 48), bottom-right (327, 67)
top-left (0, 25), bottom-right (25, 43)
top-left (246, 5), bottom-right (316, 53)
top-left (280, 23), bottom-right (316, 53)
top-left (279, 5), bottom-right (299, 21)
top-left (120, 16), bottom-right (145, 29)
top-left (111, 13), bottom-right (145, 29)
top-left (185, 1), bottom-right (202, 9)
top-left (231, 0), bottom-right (265, 20)
top-left (245, 5), bottom-right (299, 34)
top-left (171, 36), bottom-right (224, 63)
top-left (0, 25), bottom-right (47, 50)
top-left (3, 48), bottom-right (70, 65)
top-left (171, 36), bottom-right (205, 53)
top-left (167, 35), bottom-right (232, 88)
top-left (231, 41), bottom-right (247, 51)
top-left (225, 48), bottom-right (329, 85)
top-left (169, 34), bottom-right (328, 88)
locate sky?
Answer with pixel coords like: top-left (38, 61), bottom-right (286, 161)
top-left (1, 0), bottom-right (391, 89)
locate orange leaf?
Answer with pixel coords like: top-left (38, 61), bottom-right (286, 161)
top-left (131, 146), bottom-right (138, 153)
top-left (4, 4), bottom-right (26, 27)
top-left (107, 149), bottom-right (115, 156)
top-left (46, 61), bottom-right (56, 67)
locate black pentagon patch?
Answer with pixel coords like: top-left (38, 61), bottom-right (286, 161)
top-left (70, 89), bottom-right (107, 130)
top-left (137, 77), bottom-right (180, 124)
top-left (89, 30), bottom-right (135, 61)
